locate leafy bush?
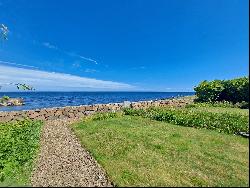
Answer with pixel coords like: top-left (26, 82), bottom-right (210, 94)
top-left (186, 101), bottom-right (236, 108)
top-left (0, 119), bottom-right (43, 186)
top-left (194, 80), bottom-right (225, 102)
top-left (234, 101), bottom-right (249, 109)
top-left (81, 111), bottom-right (124, 122)
top-left (194, 77), bottom-right (249, 105)
top-left (224, 77), bottom-right (249, 103)
top-left (123, 107), bottom-right (249, 134)
top-left (0, 96), bottom-right (10, 103)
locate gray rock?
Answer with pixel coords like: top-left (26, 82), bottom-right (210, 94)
top-left (0, 98), bottom-right (24, 106)
top-left (123, 101), bottom-right (131, 108)
top-left (238, 132), bottom-right (249, 138)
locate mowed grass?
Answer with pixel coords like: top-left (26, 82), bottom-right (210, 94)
top-left (72, 116), bottom-right (249, 187)
top-left (0, 119), bottom-right (43, 186)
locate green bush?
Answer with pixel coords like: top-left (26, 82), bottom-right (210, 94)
top-left (187, 101), bottom-right (236, 108)
top-left (235, 101), bottom-right (249, 109)
top-left (194, 80), bottom-right (225, 102)
top-left (0, 119), bottom-right (43, 186)
top-left (123, 107), bottom-right (249, 134)
top-left (0, 96), bottom-right (10, 103)
top-left (194, 77), bottom-right (249, 105)
top-left (222, 77), bottom-right (249, 103)
top-left (81, 111), bottom-right (124, 122)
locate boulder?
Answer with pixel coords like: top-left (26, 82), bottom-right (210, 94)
top-left (0, 98), bottom-right (24, 106)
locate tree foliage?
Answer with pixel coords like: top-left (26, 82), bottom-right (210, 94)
top-left (1, 24), bottom-right (35, 92)
top-left (194, 77), bottom-right (249, 104)
top-left (0, 24), bottom-right (8, 41)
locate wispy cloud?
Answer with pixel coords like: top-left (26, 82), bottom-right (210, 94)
top-left (42, 42), bottom-right (58, 50)
top-left (84, 68), bottom-right (98, 73)
top-left (131, 66), bottom-right (146, 70)
top-left (67, 52), bottom-right (98, 64)
top-left (79, 56), bottom-right (97, 64)
top-left (0, 60), bottom-right (38, 69)
top-left (0, 64), bottom-right (134, 91)
top-left (165, 87), bottom-right (193, 91)
top-left (42, 41), bottom-right (98, 64)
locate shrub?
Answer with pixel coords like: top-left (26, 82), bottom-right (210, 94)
top-left (194, 77), bottom-right (249, 105)
top-left (81, 111), bottom-right (124, 122)
top-left (0, 96), bottom-right (10, 103)
top-left (188, 101), bottom-right (236, 108)
top-left (222, 77), bottom-right (249, 103)
top-left (194, 80), bottom-right (225, 102)
top-left (0, 119), bottom-right (43, 185)
top-left (123, 107), bottom-right (249, 134)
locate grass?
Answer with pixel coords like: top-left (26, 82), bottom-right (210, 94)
top-left (0, 119), bottom-right (43, 186)
top-left (189, 106), bottom-right (249, 116)
top-left (72, 115), bottom-right (249, 187)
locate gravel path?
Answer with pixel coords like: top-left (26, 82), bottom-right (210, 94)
top-left (31, 118), bottom-right (113, 187)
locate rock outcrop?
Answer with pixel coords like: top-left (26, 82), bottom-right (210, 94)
top-left (0, 98), bottom-right (24, 107)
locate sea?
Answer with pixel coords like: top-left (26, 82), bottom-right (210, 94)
top-left (0, 92), bottom-right (195, 111)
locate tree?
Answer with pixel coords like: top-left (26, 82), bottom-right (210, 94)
top-left (1, 24), bottom-right (35, 91)
top-left (0, 24), bottom-right (9, 41)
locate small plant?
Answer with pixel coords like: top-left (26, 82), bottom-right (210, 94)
top-left (2, 96), bottom-right (9, 100)
top-left (188, 101), bottom-right (236, 108)
top-left (81, 111), bottom-right (124, 122)
top-left (0, 96), bottom-right (10, 103)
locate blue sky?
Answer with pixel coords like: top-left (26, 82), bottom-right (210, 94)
top-left (0, 0), bottom-right (249, 91)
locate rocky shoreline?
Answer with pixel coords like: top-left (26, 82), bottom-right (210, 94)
top-left (0, 96), bottom-right (195, 122)
top-left (0, 97), bottom-right (24, 107)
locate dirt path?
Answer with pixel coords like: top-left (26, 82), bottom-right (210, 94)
top-left (31, 118), bottom-right (112, 187)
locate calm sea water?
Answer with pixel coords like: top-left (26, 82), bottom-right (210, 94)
top-left (0, 92), bottom-right (194, 111)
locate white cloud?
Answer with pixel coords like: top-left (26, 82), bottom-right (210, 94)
top-left (131, 66), bottom-right (146, 70)
top-left (79, 55), bottom-right (98, 64)
top-left (42, 42), bottom-right (58, 49)
top-left (0, 60), bottom-right (38, 69)
top-left (0, 65), bottom-right (134, 91)
top-left (85, 68), bottom-right (98, 73)
top-left (42, 42), bottom-right (98, 64)
top-left (67, 52), bottom-right (98, 64)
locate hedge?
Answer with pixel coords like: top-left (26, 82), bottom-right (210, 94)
top-left (123, 107), bottom-right (249, 135)
top-left (194, 77), bottom-right (249, 104)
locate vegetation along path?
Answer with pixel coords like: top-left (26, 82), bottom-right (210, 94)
top-left (31, 118), bottom-right (112, 187)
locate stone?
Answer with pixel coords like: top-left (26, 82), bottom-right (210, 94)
top-left (36, 115), bottom-right (46, 121)
top-left (78, 106), bottom-right (86, 112)
top-left (29, 112), bottom-right (40, 119)
top-left (0, 97), bottom-right (24, 107)
top-left (123, 101), bottom-right (131, 108)
top-left (0, 96), bottom-right (195, 122)
top-left (238, 132), bottom-right (249, 138)
top-left (84, 111), bottom-right (95, 116)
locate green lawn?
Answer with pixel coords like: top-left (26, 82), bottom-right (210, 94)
top-left (0, 120), bottom-right (43, 186)
top-left (72, 115), bottom-right (249, 187)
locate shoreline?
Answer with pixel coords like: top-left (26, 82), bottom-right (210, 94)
top-left (0, 95), bottom-right (195, 122)
top-left (0, 92), bottom-right (195, 112)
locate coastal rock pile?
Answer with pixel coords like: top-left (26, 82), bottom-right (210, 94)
top-left (0, 96), bottom-right (195, 122)
top-left (0, 98), bottom-right (24, 107)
